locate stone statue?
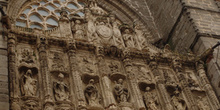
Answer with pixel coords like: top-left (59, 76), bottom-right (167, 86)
top-left (60, 8), bottom-right (69, 21)
top-left (171, 89), bottom-right (186, 110)
top-left (197, 96), bottom-right (211, 110)
top-left (122, 29), bottom-right (135, 48)
top-left (143, 87), bottom-right (158, 110)
top-left (134, 22), bottom-right (146, 49)
top-left (114, 79), bottom-right (129, 103)
top-left (85, 8), bottom-right (97, 42)
top-left (84, 79), bottom-right (100, 106)
top-left (109, 13), bottom-right (124, 48)
top-left (53, 73), bottom-right (69, 101)
top-left (20, 69), bottom-right (37, 96)
top-left (73, 19), bottom-right (85, 40)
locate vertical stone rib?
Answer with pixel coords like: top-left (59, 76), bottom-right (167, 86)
top-left (68, 46), bottom-right (86, 109)
top-left (122, 56), bottom-right (145, 110)
top-left (8, 33), bottom-right (17, 98)
top-left (197, 62), bottom-right (220, 110)
top-left (37, 37), bottom-right (53, 104)
top-left (96, 54), bottom-right (116, 108)
top-left (157, 83), bottom-right (173, 110)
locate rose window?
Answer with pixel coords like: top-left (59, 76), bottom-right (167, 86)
top-left (15, 0), bottom-right (85, 30)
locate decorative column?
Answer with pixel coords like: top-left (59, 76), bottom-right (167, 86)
top-left (122, 50), bottom-right (145, 110)
top-left (157, 82), bottom-right (173, 110)
top-left (149, 60), bottom-right (173, 110)
top-left (196, 61), bottom-right (220, 110)
top-left (8, 33), bottom-right (20, 109)
top-left (37, 36), bottom-right (53, 109)
top-left (96, 46), bottom-right (117, 110)
top-left (67, 41), bottom-right (86, 110)
top-left (172, 57), bottom-right (197, 110)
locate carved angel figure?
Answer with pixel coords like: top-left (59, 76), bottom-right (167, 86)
top-left (143, 87), bottom-right (158, 110)
top-left (134, 22), bottom-right (147, 49)
top-left (122, 29), bottom-right (135, 48)
top-left (73, 20), bottom-right (85, 40)
top-left (20, 69), bottom-right (37, 96)
top-left (84, 79), bottom-right (100, 106)
top-left (114, 79), bottom-right (129, 103)
top-left (109, 14), bottom-right (124, 48)
top-left (53, 73), bottom-right (69, 101)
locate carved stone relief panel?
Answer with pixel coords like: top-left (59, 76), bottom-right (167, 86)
top-left (16, 44), bottom-right (38, 67)
top-left (105, 59), bottom-right (125, 81)
top-left (132, 61), bottom-right (155, 85)
top-left (162, 68), bottom-right (179, 91)
top-left (76, 50), bottom-right (97, 77)
top-left (185, 71), bottom-right (203, 92)
top-left (48, 50), bottom-right (69, 72)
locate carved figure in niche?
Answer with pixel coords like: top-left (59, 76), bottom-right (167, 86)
top-left (60, 8), bottom-right (69, 20)
top-left (172, 57), bottom-right (182, 72)
top-left (197, 96), bottom-right (211, 110)
top-left (134, 21), bottom-right (147, 49)
top-left (81, 57), bottom-right (95, 74)
top-left (51, 52), bottom-right (66, 71)
top-left (53, 73), bottom-right (69, 101)
top-left (137, 65), bottom-right (152, 83)
top-left (149, 61), bottom-right (161, 81)
top-left (122, 29), bottom-right (135, 48)
top-left (171, 89), bottom-right (187, 110)
top-left (114, 79), bottom-right (129, 103)
top-left (109, 13), bottom-right (124, 48)
top-left (164, 70), bottom-right (176, 87)
top-left (85, 8), bottom-right (98, 42)
top-left (187, 72), bottom-right (201, 91)
top-left (72, 19), bottom-right (85, 40)
top-left (20, 69), bottom-right (37, 96)
top-left (84, 79), bottom-right (101, 106)
top-left (20, 49), bottom-right (34, 63)
top-left (143, 87), bottom-right (158, 110)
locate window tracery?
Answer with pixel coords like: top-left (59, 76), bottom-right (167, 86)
top-left (16, 0), bottom-right (85, 30)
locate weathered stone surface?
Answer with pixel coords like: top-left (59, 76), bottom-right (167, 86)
top-left (2, 0), bottom-right (220, 110)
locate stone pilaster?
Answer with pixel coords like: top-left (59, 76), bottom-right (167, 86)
top-left (8, 33), bottom-right (19, 109)
top-left (67, 41), bottom-right (86, 110)
top-left (122, 50), bottom-right (145, 110)
top-left (96, 46), bottom-right (117, 109)
top-left (172, 57), bottom-right (197, 110)
top-left (196, 61), bottom-right (220, 110)
top-left (37, 36), bottom-right (53, 109)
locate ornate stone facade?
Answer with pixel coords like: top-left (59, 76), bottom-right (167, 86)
top-left (1, 0), bottom-right (220, 110)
